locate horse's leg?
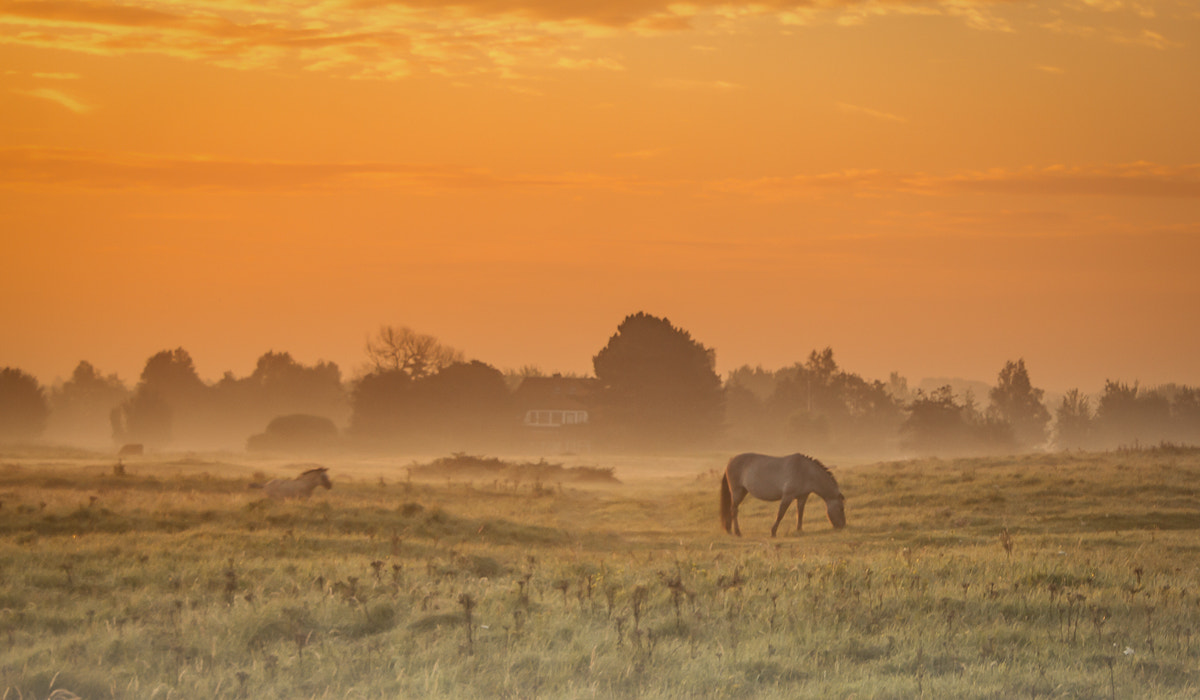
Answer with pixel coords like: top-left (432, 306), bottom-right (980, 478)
top-left (730, 488), bottom-right (748, 537)
top-left (770, 498), bottom-right (792, 538)
top-left (795, 493), bottom-right (811, 533)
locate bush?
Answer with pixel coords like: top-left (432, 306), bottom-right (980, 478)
top-left (246, 414), bottom-right (339, 452)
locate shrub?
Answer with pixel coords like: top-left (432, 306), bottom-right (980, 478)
top-left (246, 414), bottom-right (339, 452)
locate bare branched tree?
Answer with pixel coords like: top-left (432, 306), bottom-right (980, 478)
top-left (365, 325), bottom-right (463, 379)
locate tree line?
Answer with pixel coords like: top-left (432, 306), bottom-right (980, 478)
top-left (3, 313), bottom-right (1199, 455)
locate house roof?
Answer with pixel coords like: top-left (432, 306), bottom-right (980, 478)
top-left (513, 376), bottom-right (598, 411)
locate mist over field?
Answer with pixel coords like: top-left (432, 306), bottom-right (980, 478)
top-left (4, 314), bottom-right (1200, 461)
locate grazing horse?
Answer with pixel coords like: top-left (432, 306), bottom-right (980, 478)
top-left (253, 467), bottom-right (332, 500)
top-left (720, 453), bottom-right (845, 536)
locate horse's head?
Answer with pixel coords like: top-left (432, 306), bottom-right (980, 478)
top-left (305, 467), bottom-right (332, 490)
top-left (826, 493), bottom-right (846, 529)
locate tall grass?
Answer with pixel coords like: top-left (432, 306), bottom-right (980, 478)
top-left (2, 448), bottom-right (1198, 698)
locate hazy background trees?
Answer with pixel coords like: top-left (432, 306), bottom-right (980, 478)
top-left (6, 313), bottom-right (1200, 455)
top-left (896, 359), bottom-right (1055, 455)
top-left (110, 348), bottom-right (347, 450)
top-left (901, 385), bottom-right (1014, 455)
top-left (46, 361), bottom-right (130, 447)
top-left (728, 359), bottom-right (1043, 458)
top-left (213, 351), bottom-right (348, 442)
top-left (724, 349), bottom-right (902, 456)
top-left (1050, 381), bottom-right (1200, 450)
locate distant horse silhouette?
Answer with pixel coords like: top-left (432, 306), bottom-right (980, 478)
top-left (251, 467), bottom-right (332, 500)
top-left (720, 453), bottom-right (845, 536)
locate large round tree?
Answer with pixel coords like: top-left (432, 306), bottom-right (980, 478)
top-left (592, 312), bottom-right (723, 449)
top-left (0, 367), bottom-right (49, 441)
top-left (987, 358), bottom-right (1051, 449)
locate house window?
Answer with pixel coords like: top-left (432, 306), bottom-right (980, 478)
top-left (525, 410), bottom-right (588, 427)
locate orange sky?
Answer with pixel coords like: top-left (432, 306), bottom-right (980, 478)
top-left (2, 0), bottom-right (1198, 395)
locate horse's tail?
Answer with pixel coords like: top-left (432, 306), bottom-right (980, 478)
top-left (719, 473), bottom-right (732, 533)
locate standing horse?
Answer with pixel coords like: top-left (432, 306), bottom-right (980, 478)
top-left (720, 453), bottom-right (845, 536)
top-left (252, 467), bottom-right (332, 500)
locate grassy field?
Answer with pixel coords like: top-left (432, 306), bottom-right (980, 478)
top-left (2, 446), bottom-right (1199, 699)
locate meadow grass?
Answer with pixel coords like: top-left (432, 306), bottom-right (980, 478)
top-left (1, 447), bottom-right (1199, 698)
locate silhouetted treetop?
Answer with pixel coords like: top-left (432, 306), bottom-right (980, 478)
top-left (48, 361), bottom-right (130, 446)
top-left (987, 359), bottom-right (1050, 449)
top-left (348, 369), bottom-right (413, 440)
top-left (725, 365), bottom-right (776, 401)
top-left (1055, 388), bottom-right (1093, 449)
top-left (224, 350), bottom-right (344, 413)
top-left (0, 367), bottom-right (49, 440)
top-left (1049, 381), bottom-right (1200, 450)
top-left (758, 348), bottom-right (901, 450)
top-left (594, 313), bottom-right (717, 388)
top-left (348, 360), bottom-right (512, 450)
top-left (140, 348), bottom-right (206, 400)
top-left (365, 325), bottom-right (463, 379)
top-left (61, 361), bottom-right (126, 397)
top-left (592, 312), bottom-right (722, 447)
top-left (1097, 380), bottom-right (1171, 445)
top-left (902, 385), bottom-right (1014, 455)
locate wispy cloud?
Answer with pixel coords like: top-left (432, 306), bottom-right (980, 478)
top-left (0, 0), bottom-right (1066, 80)
top-left (659, 78), bottom-right (740, 91)
top-left (937, 163), bottom-right (1200, 198)
top-left (1040, 17), bottom-right (1183, 49)
top-left (0, 147), bottom-right (662, 193)
top-left (9, 148), bottom-right (1194, 202)
top-left (557, 56), bottom-right (624, 70)
top-left (710, 163), bottom-right (1200, 200)
top-left (614, 147), bottom-right (668, 159)
top-left (708, 169), bottom-right (911, 199)
top-left (0, 0), bottom-right (418, 77)
top-left (16, 87), bottom-right (92, 113)
top-left (837, 102), bottom-right (907, 123)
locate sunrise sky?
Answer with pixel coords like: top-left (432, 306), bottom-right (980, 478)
top-left (2, 0), bottom-right (1198, 395)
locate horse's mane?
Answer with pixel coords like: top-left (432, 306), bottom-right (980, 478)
top-left (798, 453), bottom-right (837, 484)
top-left (300, 467), bottom-right (327, 476)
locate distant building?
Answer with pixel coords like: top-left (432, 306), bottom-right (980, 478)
top-left (513, 375), bottom-right (597, 453)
